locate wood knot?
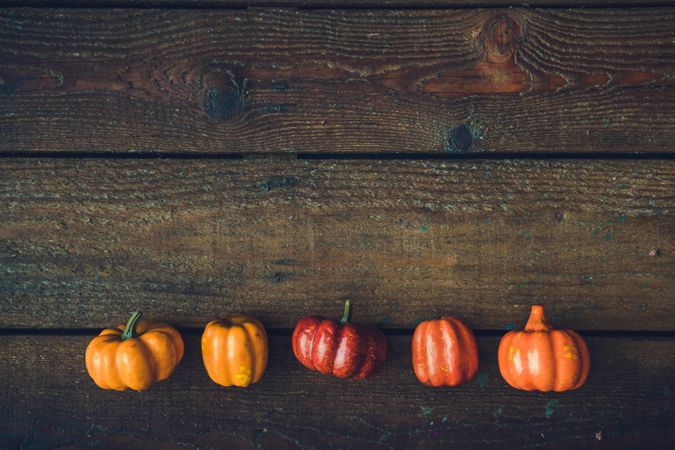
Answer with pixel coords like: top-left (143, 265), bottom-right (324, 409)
top-left (482, 14), bottom-right (524, 64)
top-left (447, 124), bottom-right (474, 153)
top-left (203, 87), bottom-right (244, 122)
top-left (0, 73), bottom-right (16, 96)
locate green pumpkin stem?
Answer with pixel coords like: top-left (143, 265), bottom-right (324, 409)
top-left (340, 300), bottom-right (352, 324)
top-left (121, 311), bottom-right (142, 340)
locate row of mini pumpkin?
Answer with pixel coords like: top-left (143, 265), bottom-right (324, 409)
top-left (85, 301), bottom-right (590, 392)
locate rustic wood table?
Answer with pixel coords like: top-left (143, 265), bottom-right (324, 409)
top-left (1, 0), bottom-right (674, 449)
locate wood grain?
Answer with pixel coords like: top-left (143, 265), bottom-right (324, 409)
top-left (1, 158), bottom-right (673, 330)
top-left (1, 334), bottom-right (673, 449)
top-left (4, 0), bottom-right (675, 7)
top-left (1, 8), bottom-right (674, 153)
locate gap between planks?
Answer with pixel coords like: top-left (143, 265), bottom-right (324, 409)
top-left (3, 1), bottom-right (675, 10)
top-left (1, 151), bottom-right (675, 160)
top-left (2, 329), bottom-right (675, 337)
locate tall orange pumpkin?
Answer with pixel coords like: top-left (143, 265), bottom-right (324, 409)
top-left (202, 314), bottom-right (268, 387)
top-left (85, 311), bottom-right (184, 391)
top-left (498, 305), bottom-right (590, 392)
top-left (412, 316), bottom-right (479, 387)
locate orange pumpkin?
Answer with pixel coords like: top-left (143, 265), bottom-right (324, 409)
top-left (498, 305), bottom-right (590, 392)
top-left (412, 316), bottom-right (479, 387)
top-left (85, 311), bottom-right (184, 391)
top-left (202, 314), bottom-right (268, 387)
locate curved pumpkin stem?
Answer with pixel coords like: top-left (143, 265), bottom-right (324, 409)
top-left (524, 305), bottom-right (552, 332)
top-left (340, 300), bottom-right (352, 324)
top-left (122, 311), bottom-right (142, 340)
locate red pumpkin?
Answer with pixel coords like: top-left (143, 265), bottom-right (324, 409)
top-left (498, 305), bottom-right (590, 392)
top-left (292, 300), bottom-right (387, 380)
top-left (412, 316), bottom-right (479, 387)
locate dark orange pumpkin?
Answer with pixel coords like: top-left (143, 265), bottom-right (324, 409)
top-left (412, 316), bottom-right (479, 387)
top-left (498, 305), bottom-right (590, 392)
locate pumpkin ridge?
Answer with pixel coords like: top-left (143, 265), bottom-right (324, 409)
top-left (568, 329), bottom-right (590, 390)
top-left (143, 322), bottom-right (184, 364)
top-left (213, 326), bottom-right (233, 386)
top-left (244, 319), bottom-right (268, 383)
top-left (365, 327), bottom-right (387, 380)
top-left (229, 325), bottom-right (252, 387)
top-left (428, 320), bottom-right (445, 386)
top-left (453, 317), bottom-right (476, 380)
top-left (238, 323), bottom-right (255, 384)
top-left (440, 318), bottom-right (460, 386)
top-left (546, 329), bottom-right (558, 392)
top-left (152, 330), bottom-right (173, 362)
top-left (86, 337), bottom-right (107, 389)
top-left (117, 339), bottom-right (153, 390)
top-left (105, 339), bottom-right (124, 391)
top-left (326, 320), bottom-right (340, 375)
top-left (411, 320), bottom-right (427, 385)
top-left (414, 321), bottom-right (427, 385)
top-left (343, 324), bottom-right (366, 379)
top-left (351, 324), bottom-right (369, 379)
top-left (514, 332), bottom-right (529, 390)
top-left (497, 332), bottom-right (516, 389)
top-left (307, 317), bottom-right (321, 371)
top-left (141, 330), bottom-right (178, 381)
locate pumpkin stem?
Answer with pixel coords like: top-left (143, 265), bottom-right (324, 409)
top-left (121, 311), bottom-right (142, 340)
top-left (524, 305), bottom-right (552, 332)
top-left (340, 300), bottom-right (352, 324)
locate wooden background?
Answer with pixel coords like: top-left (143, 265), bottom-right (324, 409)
top-left (0, 0), bottom-right (674, 449)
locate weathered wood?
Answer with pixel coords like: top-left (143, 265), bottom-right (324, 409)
top-left (1, 8), bottom-right (674, 154)
top-left (4, 0), bottom-right (675, 7)
top-left (1, 158), bottom-right (673, 330)
top-left (0, 334), bottom-right (673, 449)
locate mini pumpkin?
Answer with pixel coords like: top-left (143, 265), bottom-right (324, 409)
top-left (292, 300), bottom-right (387, 380)
top-left (85, 311), bottom-right (184, 391)
top-left (202, 314), bottom-right (268, 387)
top-left (498, 305), bottom-right (590, 392)
top-left (412, 316), bottom-right (479, 387)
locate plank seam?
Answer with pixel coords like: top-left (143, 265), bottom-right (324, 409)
top-left (2, 329), bottom-right (675, 337)
top-left (2, 2), bottom-right (675, 10)
top-left (1, 151), bottom-right (674, 160)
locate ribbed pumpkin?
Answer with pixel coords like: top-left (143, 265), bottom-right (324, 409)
top-left (412, 316), bottom-right (479, 387)
top-left (85, 311), bottom-right (184, 391)
top-left (202, 314), bottom-right (268, 387)
top-left (292, 300), bottom-right (387, 380)
top-left (498, 305), bottom-right (590, 392)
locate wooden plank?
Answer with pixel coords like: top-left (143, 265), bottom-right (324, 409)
top-left (1, 334), bottom-right (673, 449)
top-left (0, 158), bottom-right (673, 330)
top-left (4, 1), bottom-right (675, 7)
top-left (1, 8), bottom-right (675, 154)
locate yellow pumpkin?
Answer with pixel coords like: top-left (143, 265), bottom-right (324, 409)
top-left (202, 314), bottom-right (268, 387)
top-left (85, 311), bottom-right (184, 391)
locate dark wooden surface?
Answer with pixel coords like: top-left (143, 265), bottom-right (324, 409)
top-left (1, 0), bottom-right (674, 449)
top-left (1, 158), bottom-right (673, 330)
top-left (5, 0), bottom-right (675, 6)
top-left (1, 334), bottom-right (674, 449)
top-left (1, 8), bottom-right (675, 154)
